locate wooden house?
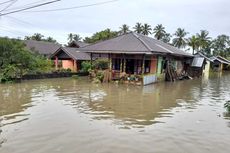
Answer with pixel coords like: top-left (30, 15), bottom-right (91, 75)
top-left (80, 32), bottom-right (193, 85)
top-left (210, 56), bottom-right (230, 71)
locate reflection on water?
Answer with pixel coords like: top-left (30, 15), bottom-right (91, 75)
top-left (0, 74), bottom-right (230, 153)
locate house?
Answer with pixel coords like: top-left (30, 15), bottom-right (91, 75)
top-left (24, 40), bottom-right (61, 57)
top-left (50, 47), bottom-right (90, 72)
top-left (80, 32), bottom-right (193, 85)
top-left (190, 52), bottom-right (213, 77)
top-left (210, 56), bottom-right (230, 71)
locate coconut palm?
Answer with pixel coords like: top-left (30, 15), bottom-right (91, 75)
top-left (133, 22), bottom-right (143, 34)
top-left (153, 24), bottom-right (166, 40)
top-left (196, 30), bottom-right (211, 51)
top-left (188, 35), bottom-right (199, 54)
top-left (73, 34), bottom-right (82, 41)
top-left (119, 24), bottom-right (130, 35)
top-left (162, 33), bottom-right (171, 44)
top-left (142, 23), bottom-right (152, 35)
top-left (68, 33), bottom-right (74, 42)
top-left (172, 28), bottom-right (189, 48)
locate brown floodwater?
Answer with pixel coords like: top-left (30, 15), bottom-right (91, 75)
top-left (0, 73), bottom-right (230, 153)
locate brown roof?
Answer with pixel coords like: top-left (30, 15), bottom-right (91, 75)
top-left (50, 47), bottom-right (91, 60)
top-left (81, 32), bottom-right (193, 57)
top-left (24, 40), bottom-right (61, 56)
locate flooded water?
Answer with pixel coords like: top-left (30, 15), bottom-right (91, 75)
top-left (0, 73), bottom-right (230, 153)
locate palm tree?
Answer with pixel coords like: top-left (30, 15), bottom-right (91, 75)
top-left (162, 33), bottom-right (171, 44)
top-left (133, 22), bottom-right (143, 34)
top-left (172, 28), bottom-right (189, 48)
top-left (188, 35), bottom-right (199, 54)
top-left (46, 37), bottom-right (57, 43)
top-left (196, 30), bottom-right (211, 51)
top-left (73, 34), bottom-right (82, 41)
top-left (142, 23), bottom-right (152, 35)
top-left (68, 33), bottom-right (74, 42)
top-left (119, 24), bottom-right (130, 35)
top-left (153, 24), bottom-right (166, 40)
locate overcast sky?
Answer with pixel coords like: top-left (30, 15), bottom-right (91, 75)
top-left (0, 0), bottom-right (229, 44)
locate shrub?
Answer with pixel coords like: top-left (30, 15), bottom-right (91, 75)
top-left (81, 61), bottom-right (92, 72)
top-left (224, 101), bottom-right (230, 112)
top-left (93, 59), bottom-right (109, 70)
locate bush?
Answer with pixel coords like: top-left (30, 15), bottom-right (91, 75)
top-left (224, 101), bottom-right (230, 112)
top-left (93, 59), bottom-right (109, 70)
top-left (81, 61), bottom-right (92, 72)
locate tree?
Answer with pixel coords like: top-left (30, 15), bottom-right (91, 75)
top-left (153, 24), bottom-right (166, 40)
top-left (46, 36), bottom-right (57, 43)
top-left (133, 22), bottom-right (143, 34)
top-left (188, 35), bottom-right (199, 54)
top-left (24, 34), bottom-right (57, 43)
top-left (119, 24), bottom-right (130, 35)
top-left (31, 33), bottom-right (44, 41)
top-left (162, 33), bottom-right (171, 44)
top-left (142, 23), bottom-right (152, 35)
top-left (0, 38), bottom-right (52, 82)
top-left (196, 30), bottom-right (211, 52)
top-left (68, 33), bottom-right (74, 42)
top-left (83, 29), bottom-right (118, 43)
top-left (172, 28), bottom-right (188, 48)
top-left (212, 35), bottom-right (230, 57)
top-left (73, 34), bottom-right (82, 41)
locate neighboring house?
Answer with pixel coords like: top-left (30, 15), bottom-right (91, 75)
top-left (50, 47), bottom-right (90, 72)
top-left (24, 40), bottom-right (61, 57)
top-left (80, 32), bottom-right (193, 84)
top-left (67, 41), bottom-right (89, 48)
top-left (190, 52), bottom-right (213, 76)
top-left (210, 56), bottom-right (230, 71)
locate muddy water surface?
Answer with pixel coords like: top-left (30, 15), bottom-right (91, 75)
top-left (0, 73), bottom-right (230, 153)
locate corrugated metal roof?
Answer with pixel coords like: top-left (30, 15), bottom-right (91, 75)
top-left (191, 57), bottom-right (204, 67)
top-left (210, 56), bottom-right (230, 65)
top-left (81, 32), bottom-right (193, 57)
top-left (24, 40), bottom-right (61, 56)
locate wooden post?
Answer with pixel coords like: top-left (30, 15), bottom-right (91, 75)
top-left (90, 53), bottom-right (93, 66)
top-left (109, 53), bottom-right (112, 70)
top-left (120, 55), bottom-right (123, 73)
top-left (142, 54), bottom-right (146, 74)
top-left (55, 56), bottom-right (58, 70)
top-left (124, 54), bottom-right (126, 73)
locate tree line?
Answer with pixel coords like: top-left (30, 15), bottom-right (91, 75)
top-left (24, 23), bottom-right (230, 58)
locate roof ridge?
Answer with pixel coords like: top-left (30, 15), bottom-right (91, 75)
top-left (132, 32), bottom-right (152, 51)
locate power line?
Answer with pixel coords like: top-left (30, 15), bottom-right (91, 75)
top-left (25, 0), bottom-right (119, 13)
top-left (0, 0), bottom-right (18, 12)
top-left (6, 0), bottom-right (53, 11)
top-left (0, 0), bottom-right (61, 16)
top-left (0, 0), bottom-right (14, 6)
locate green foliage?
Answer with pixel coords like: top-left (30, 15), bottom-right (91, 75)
top-left (93, 59), bottom-right (109, 70)
top-left (142, 23), bottom-right (152, 35)
top-left (24, 33), bottom-right (57, 43)
top-left (84, 28), bottom-right (119, 43)
top-left (0, 37), bottom-right (52, 83)
top-left (133, 22), bottom-right (143, 34)
top-left (81, 61), bottom-right (92, 72)
top-left (96, 71), bottom-right (104, 82)
top-left (172, 28), bottom-right (189, 49)
top-left (212, 35), bottom-right (230, 57)
top-left (224, 101), bottom-right (230, 112)
top-left (119, 24), bottom-right (130, 35)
